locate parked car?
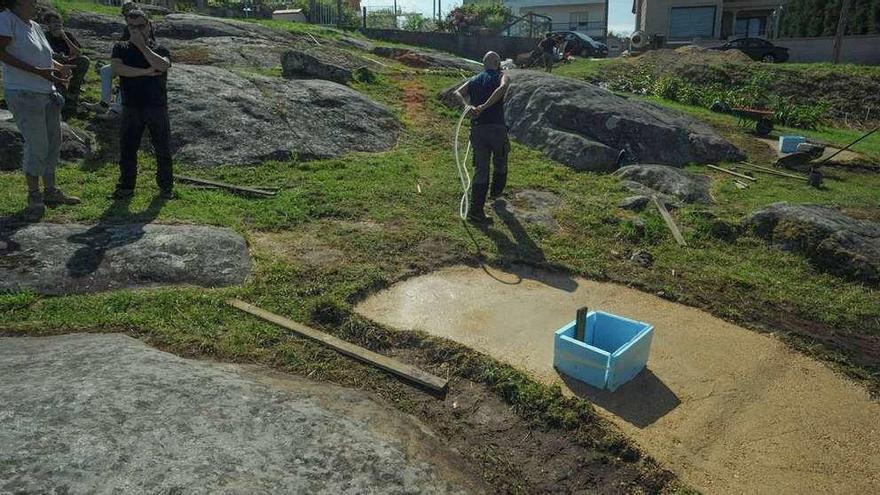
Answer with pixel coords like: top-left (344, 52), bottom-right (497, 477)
top-left (713, 37), bottom-right (790, 63)
top-left (551, 31), bottom-right (608, 58)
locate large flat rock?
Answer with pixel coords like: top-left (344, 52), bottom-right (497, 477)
top-left (0, 334), bottom-right (482, 494)
top-left (0, 222), bottom-right (251, 295)
top-left (66, 12), bottom-right (301, 44)
top-left (169, 65), bottom-right (398, 166)
top-left (747, 202), bottom-right (880, 285)
top-left (443, 70), bottom-right (743, 171)
top-left (616, 164), bottom-right (713, 204)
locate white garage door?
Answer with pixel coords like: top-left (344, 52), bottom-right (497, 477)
top-left (668, 6), bottom-right (716, 39)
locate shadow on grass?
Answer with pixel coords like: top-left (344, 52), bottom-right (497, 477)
top-left (459, 199), bottom-right (578, 293)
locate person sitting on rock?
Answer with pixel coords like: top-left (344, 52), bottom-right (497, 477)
top-left (453, 51), bottom-right (511, 225)
top-left (108, 9), bottom-right (174, 200)
top-left (537, 33), bottom-right (556, 73)
top-left (0, 0), bottom-right (81, 219)
top-left (42, 11), bottom-right (88, 115)
top-left (85, 1), bottom-right (137, 118)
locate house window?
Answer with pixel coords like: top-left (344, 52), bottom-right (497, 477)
top-left (735, 16), bottom-right (767, 37)
top-left (668, 6), bottom-right (716, 39)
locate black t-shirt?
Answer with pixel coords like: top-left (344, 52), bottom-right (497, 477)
top-left (467, 70), bottom-right (505, 126)
top-left (111, 41), bottom-right (171, 108)
top-left (45, 30), bottom-right (81, 58)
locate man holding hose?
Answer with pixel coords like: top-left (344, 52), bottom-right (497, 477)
top-left (454, 51), bottom-right (510, 225)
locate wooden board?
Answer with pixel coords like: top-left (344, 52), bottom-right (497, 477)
top-left (174, 175), bottom-right (276, 196)
top-left (227, 299), bottom-right (449, 392)
top-left (741, 162), bottom-right (808, 181)
top-left (706, 164), bottom-right (757, 182)
top-left (652, 196), bottom-right (687, 247)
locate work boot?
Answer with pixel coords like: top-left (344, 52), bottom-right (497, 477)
top-left (158, 188), bottom-right (175, 200)
top-left (108, 188), bottom-right (134, 200)
top-left (25, 190), bottom-right (45, 219)
top-left (466, 209), bottom-right (493, 226)
top-left (44, 188), bottom-right (81, 206)
top-left (489, 173), bottom-right (507, 200)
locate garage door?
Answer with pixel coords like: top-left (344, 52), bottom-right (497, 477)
top-left (669, 6), bottom-right (716, 39)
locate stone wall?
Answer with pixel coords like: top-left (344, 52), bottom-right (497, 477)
top-left (361, 29), bottom-right (539, 60)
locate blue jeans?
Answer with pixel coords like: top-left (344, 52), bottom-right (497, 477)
top-left (5, 89), bottom-right (62, 177)
top-left (100, 64), bottom-right (122, 112)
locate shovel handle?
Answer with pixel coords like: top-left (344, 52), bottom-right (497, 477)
top-left (575, 306), bottom-right (588, 342)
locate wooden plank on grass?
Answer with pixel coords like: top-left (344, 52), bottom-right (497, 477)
top-left (227, 299), bottom-right (449, 392)
top-left (740, 162), bottom-right (808, 181)
top-left (706, 164), bottom-right (757, 182)
top-left (174, 175), bottom-right (276, 196)
top-left (652, 196), bottom-right (687, 247)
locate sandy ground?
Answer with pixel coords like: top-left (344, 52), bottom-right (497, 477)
top-left (356, 265), bottom-right (880, 494)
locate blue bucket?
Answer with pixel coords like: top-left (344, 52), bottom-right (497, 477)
top-left (553, 311), bottom-right (653, 391)
top-left (779, 135), bottom-right (806, 154)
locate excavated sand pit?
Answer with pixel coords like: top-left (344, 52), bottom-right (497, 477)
top-left (356, 265), bottom-right (880, 494)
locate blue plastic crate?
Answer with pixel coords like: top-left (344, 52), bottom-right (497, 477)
top-left (553, 311), bottom-right (653, 391)
top-left (779, 135), bottom-right (806, 153)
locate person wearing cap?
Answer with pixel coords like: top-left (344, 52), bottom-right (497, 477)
top-left (109, 8), bottom-right (174, 200)
top-left (42, 11), bottom-right (89, 114)
top-left (453, 51), bottom-right (511, 225)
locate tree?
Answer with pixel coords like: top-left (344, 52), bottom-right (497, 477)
top-left (780, 0), bottom-right (879, 37)
top-left (366, 8), bottom-right (397, 29)
top-left (404, 13), bottom-right (427, 31)
top-left (437, 2), bottom-right (512, 34)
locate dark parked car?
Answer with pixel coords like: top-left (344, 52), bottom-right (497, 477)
top-left (552, 31), bottom-right (608, 58)
top-left (714, 37), bottom-right (790, 63)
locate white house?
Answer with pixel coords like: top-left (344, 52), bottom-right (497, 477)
top-left (632, 0), bottom-right (786, 41)
top-left (467, 0), bottom-right (608, 38)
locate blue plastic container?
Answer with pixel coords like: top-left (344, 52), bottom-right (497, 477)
top-left (553, 311), bottom-right (653, 391)
top-left (779, 135), bottom-right (806, 154)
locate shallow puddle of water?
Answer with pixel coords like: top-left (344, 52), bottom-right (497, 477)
top-left (356, 264), bottom-right (880, 494)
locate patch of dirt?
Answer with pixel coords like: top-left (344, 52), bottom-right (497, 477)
top-left (251, 231), bottom-right (344, 269)
top-left (397, 52), bottom-right (432, 69)
top-left (394, 367), bottom-right (674, 494)
top-left (356, 264), bottom-right (880, 494)
top-left (401, 80), bottom-right (428, 123)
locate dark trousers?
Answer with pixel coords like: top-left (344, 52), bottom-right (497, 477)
top-left (469, 123), bottom-right (509, 215)
top-left (58, 55), bottom-right (89, 110)
top-left (118, 105), bottom-right (173, 192)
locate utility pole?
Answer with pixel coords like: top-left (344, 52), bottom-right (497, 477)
top-left (603, 0), bottom-right (609, 39)
top-left (438, 0), bottom-right (441, 21)
top-left (832, 0), bottom-right (851, 64)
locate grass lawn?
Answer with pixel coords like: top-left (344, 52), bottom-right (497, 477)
top-left (2, 4), bottom-right (879, 489)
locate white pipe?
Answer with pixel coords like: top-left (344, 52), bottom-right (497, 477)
top-left (454, 106), bottom-right (473, 220)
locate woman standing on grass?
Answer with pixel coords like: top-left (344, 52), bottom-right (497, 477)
top-left (0, 0), bottom-right (80, 220)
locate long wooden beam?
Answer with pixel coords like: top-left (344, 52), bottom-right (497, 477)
top-left (174, 175), bottom-right (276, 196)
top-left (652, 196), bottom-right (687, 247)
top-left (706, 164), bottom-right (757, 182)
top-left (227, 299), bottom-right (449, 392)
top-left (740, 162), bottom-right (808, 181)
